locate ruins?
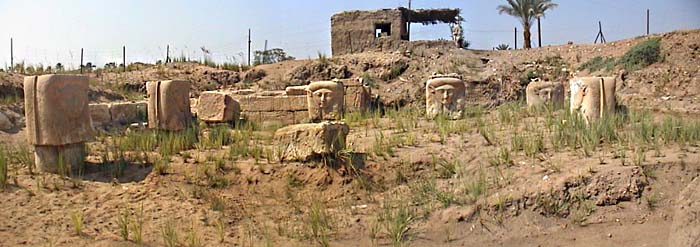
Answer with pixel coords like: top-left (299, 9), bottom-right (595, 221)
top-left (307, 80), bottom-right (345, 121)
top-left (331, 7), bottom-right (462, 55)
top-left (197, 91), bottom-right (241, 123)
top-left (24, 75), bottom-right (92, 174)
top-left (146, 80), bottom-right (193, 130)
top-left (89, 101), bottom-right (147, 128)
top-left (525, 79), bottom-right (565, 108)
top-left (425, 73), bottom-right (467, 119)
top-left (274, 121), bottom-right (350, 162)
top-left (570, 76), bottom-right (617, 122)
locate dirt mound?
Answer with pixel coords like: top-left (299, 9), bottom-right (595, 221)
top-left (669, 177), bottom-right (700, 247)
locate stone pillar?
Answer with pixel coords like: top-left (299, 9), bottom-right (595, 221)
top-left (426, 74), bottom-right (466, 119)
top-left (146, 80), bottom-right (192, 130)
top-left (24, 75), bottom-right (92, 174)
top-left (570, 77), bottom-right (617, 123)
top-left (526, 79), bottom-right (565, 108)
top-left (307, 80), bottom-right (345, 122)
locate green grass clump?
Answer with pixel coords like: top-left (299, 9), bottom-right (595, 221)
top-left (578, 56), bottom-right (616, 72)
top-left (618, 38), bottom-right (662, 71)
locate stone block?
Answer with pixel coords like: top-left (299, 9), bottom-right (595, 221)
top-left (526, 80), bottom-right (565, 108)
top-left (570, 77), bottom-right (617, 123)
top-left (237, 96), bottom-right (276, 112)
top-left (0, 111), bottom-right (13, 131)
top-left (285, 85), bottom-right (308, 95)
top-left (274, 122), bottom-right (349, 161)
top-left (34, 143), bottom-right (86, 175)
top-left (111, 101), bottom-right (146, 125)
top-left (426, 74), bottom-right (466, 119)
top-left (198, 91), bottom-right (241, 123)
top-left (24, 75), bottom-right (92, 145)
top-left (89, 103), bottom-right (111, 127)
top-left (344, 84), bottom-right (371, 112)
top-left (146, 80), bottom-right (192, 130)
top-left (277, 96), bottom-right (308, 112)
top-left (307, 81), bottom-right (345, 121)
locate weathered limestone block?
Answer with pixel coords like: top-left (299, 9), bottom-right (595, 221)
top-left (526, 79), bottom-right (565, 108)
top-left (111, 101), bottom-right (147, 125)
top-left (146, 80), bottom-right (192, 130)
top-left (198, 91), bottom-right (240, 123)
top-left (669, 177), bottom-right (700, 247)
top-left (307, 81), bottom-right (345, 121)
top-left (274, 122), bottom-right (349, 161)
top-left (34, 143), bottom-right (85, 175)
top-left (570, 77), bottom-right (617, 122)
top-left (344, 80), bottom-right (372, 112)
top-left (0, 111), bottom-right (13, 131)
top-left (89, 103), bottom-right (112, 127)
top-left (237, 95), bottom-right (308, 112)
top-left (24, 75), bottom-right (91, 174)
top-left (24, 75), bottom-right (92, 145)
top-left (426, 74), bottom-right (466, 119)
top-left (285, 85), bottom-right (308, 96)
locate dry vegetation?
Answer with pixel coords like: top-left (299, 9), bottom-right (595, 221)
top-left (0, 29), bottom-right (699, 246)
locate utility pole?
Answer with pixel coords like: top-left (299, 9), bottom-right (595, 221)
top-left (407, 0), bottom-right (412, 40)
top-left (263, 40), bottom-right (268, 64)
top-left (247, 28), bottom-right (251, 66)
top-left (9, 38), bottom-right (13, 71)
top-left (594, 21), bottom-right (606, 43)
top-left (122, 46), bottom-right (126, 72)
top-left (166, 45), bottom-right (170, 64)
top-left (80, 48), bottom-right (84, 74)
top-left (537, 17), bottom-right (542, 48)
top-left (514, 27), bottom-right (518, 50)
top-left (646, 9), bottom-right (650, 35)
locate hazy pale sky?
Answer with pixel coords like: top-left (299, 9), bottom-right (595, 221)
top-left (0, 0), bottom-right (698, 68)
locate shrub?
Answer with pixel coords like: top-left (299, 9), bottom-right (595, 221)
top-left (578, 56), bottom-right (616, 72)
top-left (618, 38), bottom-right (662, 71)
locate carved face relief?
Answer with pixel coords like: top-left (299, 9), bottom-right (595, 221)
top-left (307, 81), bottom-right (344, 121)
top-left (426, 77), bottom-right (466, 120)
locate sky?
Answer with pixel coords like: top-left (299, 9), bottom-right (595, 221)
top-left (0, 0), bottom-right (698, 69)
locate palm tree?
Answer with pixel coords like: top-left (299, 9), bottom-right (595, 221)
top-left (497, 0), bottom-right (557, 49)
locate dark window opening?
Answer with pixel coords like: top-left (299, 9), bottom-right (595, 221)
top-left (375, 23), bottom-right (391, 38)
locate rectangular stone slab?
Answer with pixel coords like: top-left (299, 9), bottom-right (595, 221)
top-left (111, 101), bottom-right (147, 125)
top-left (285, 86), bottom-right (308, 96)
top-left (274, 122), bottom-right (349, 161)
top-left (24, 75), bottom-right (92, 145)
top-left (89, 103), bottom-right (111, 126)
top-left (146, 80), bottom-right (192, 130)
top-left (198, 91), bottom-right (241, 122)
top-left (236, 95), bottom-right (307, 112)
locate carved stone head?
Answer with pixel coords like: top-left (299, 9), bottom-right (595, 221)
top-left (426, 74), bottom-right (466, 119)
top-left (307, 80), bottom-right (344, 121)
top-left (526, 79), bottom-right (565, 108)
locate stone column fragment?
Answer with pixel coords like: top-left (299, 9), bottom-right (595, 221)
top-left (24, 74), bottom-right (92, 174)
top-left (307, 80), bottom-right (345, 122)
top-left (426, 74), bottom-right (466, 119)
top-left (570, 76), bottom-right (617, 123)
top-left (146, 80), bottom-right (192, 130)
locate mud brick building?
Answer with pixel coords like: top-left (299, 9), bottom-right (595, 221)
top-left (331, 7), bottom-right (461, 56)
